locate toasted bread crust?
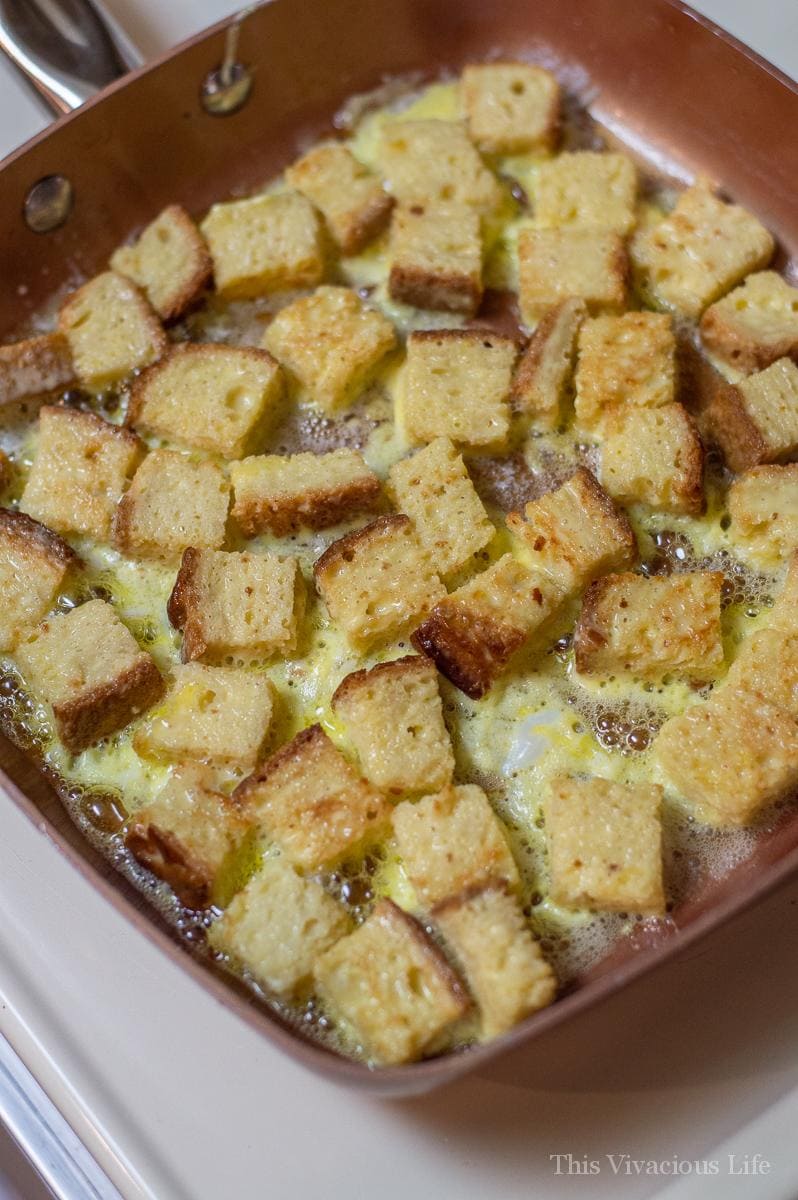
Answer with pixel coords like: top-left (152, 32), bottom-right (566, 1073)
top-left (374, 899), bottom-right (469, 1009)
top-left (510, 303), bottom-right (574, 414)
top-left (388, 264), bottom-right (483, 317)
top-left (313, 513), bottom-right (412, 583)
top-left (125, 822), bottom-right (213, 907)
top-left (340, 189), bottom-right (395, 256)
top-left (0, 508), bottom-right (81, 570)
top-left (54, 655), bottom-right (164, 753)
top-left (672, 406), bottom-right (705, 513)
top-left (331, 653), bottom-right (430, 708)
top-left (700, 376), bottom-right (768, 472)
top-left (412, 602), bottom-right (528, 700)
top-left (562, 466), bottom-right (638, 558)
top-left (430, 875), bottom-right (512, 918)
top-left (233, 723), bottom-right (327, 799)
top-left (166, 547), bottom-right (205, 660)
top-left (0, 333), bottom-right (75, 406)
top-left (700, 307), bottom-right (792, 375)
top-left (233, 471), bottom-right (381, 538)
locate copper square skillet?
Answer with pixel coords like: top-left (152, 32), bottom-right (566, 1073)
top-left (1, 0), bottom-right (797, 1098)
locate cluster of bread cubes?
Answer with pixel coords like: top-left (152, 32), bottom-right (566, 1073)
top-left (3, 59), bottom-right (798, 1065)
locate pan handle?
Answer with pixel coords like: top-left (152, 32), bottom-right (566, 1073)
top-left (0, 0), bottom-right (140, 116)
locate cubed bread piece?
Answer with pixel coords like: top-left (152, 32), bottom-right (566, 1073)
top-left (167, 547), bottom-right (305, 663)
top-left (332, 655), bottom-right (454, 794)
top-left (653, 688), bottom-right (798, 825)
top-left (534, 152), bottom-right (637, 235)
top-left (0, 510), bottom-right (80, 653)
top-left (402, 330), bottom-right (517, 449)
top-left (314, 899), bottom-right (468, 1065)
top-left (574, 312), bottom-right (676, 430)
top-left (21, 406), bottom-right (143, 540)
top-left (379, 119), bottom-right (503, 217)
top-left (209, 856), bottom-right (350, 995)
top-left (388, 438), bottom-right (494, 578)
top-left (461, 62), bottom-right (560, 155)
top-left (700, 357), bottom-right (798, 473)
top-left (133, 663), bottom-right (274, 769)
top-left (600, 404), bottom-right (704, 515)
top-left (631, 183), bottom-right (774, 319)
top-left (511, 299), bottom-right (586, 429)
top-left (574, 571), bottom-right (724, 680)
top-left (285, 143), bottom-right (393, 255)
top-left (724, 629), bottom-right (798, 721)
top-left (110, 204), bottom-right (212, 322)
top-left (113, 450), bottom-right (229, 563)
top-left (518, 228), bottom-right (628, 324)
top-left (234, 724), bottom-right (389, 869)
top-left (230, 448), bottom-right (381, 538)
top-left (544, 776), bottom-right (664, 913)
top-left (728, 464), bottom-right (798, 564)
top-left (392, 783), bottom-right (519, 905)
top-left (59, 271), bottom-right (166, 389)
top-left (262, 286), bottom-right (396, 414)
top-left (432, 883), bottom-right (556, 1039)
top-left (15, 599), bottom-right (163, 753)
top-left (0, 332), bottom-right (75, 405)
top-left (127, 344), bottom-right (284, 459)
top-left (314, 515), bottom-right (444, 648)
top-left (200, 191), bottom-right (325, 299)
top-left (125, 765), bottom-right (251, 907)
top-left (506, 467), bottom-right (637, 595)
top-left (412, 553), bottom-right (560, 698)
top-left (388, 202), bottom-right (483, 316)
top-left (700, 271), bottom-right (798, 375)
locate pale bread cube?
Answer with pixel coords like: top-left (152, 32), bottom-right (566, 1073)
top-left (388, 202), bottom-right (483, 316)
top-left (200, 192), bottom-right (325, 299)
top-left (511, 299), bottom-right (586, 429)
top-left (701, 357), bottom-right (798, 473)
top-left (167, 547), bottom-right (305, 663)
top-left (388, 438), bottom-right (494, 578)
top-left (234, 724), bottom-right (389, 870)
top-left (379, 119), bottom-right (503, 217)
top-left (518, 228), bottom-right (628, 324)
top-left (461, 62), bottom-right (560, 155)
top-left (59, 271), bottom-right (166, 389)
top-left (724, 629), bottom-right (798, 721)
top-left (0, 333), bottom-right (74, 405)
top-left (332, 655), bottom-right (454, 794)
top-left (15, 599), bottom-right (163, 753)
top-left (21, 406), bottom-right (143, 540)
top-left (127, 344), bottom-right (284, 459)
top-left (110, 204), bottom-right (212, 322)
top-left (0, 510), bottom-right (80, 653)
top-left (700, 271), bottom-right (798, 374)
top-left (728, 464), bottom-right (798, 563)
top-left (285, 143), bottom-right (393, 255)
top-left (392, 783), bottom-right (519, 906)
top-left (262, 286), bottom-right (396, 414)
top-left (535, 152), bottom-right (637, 235)
top-left (769, 552), bottom-right (798, 634)
top-left (314, 515), bottom-right (444, 648)
top-left (402, 330), bottom-right (517, 449)
top-left (133, 662), bottom-right (274, 769)
top-left (433, 883), bottom-right (556, 1039)
top-left (600, 403), bottom-right (704, 516)
top-left (631, 183), bottom-right (774, 319)
top-left (113, 450), bottom-right (230, 563)
top-left (544, 775), bottom-right (665, 913)
top-left (209, 856), bottom-right (350, 995)
top-left (574, 312), bottom-right (676, 430)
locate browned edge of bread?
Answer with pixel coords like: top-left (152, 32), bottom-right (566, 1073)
top-left (54, 656), bottom-right (164, 754)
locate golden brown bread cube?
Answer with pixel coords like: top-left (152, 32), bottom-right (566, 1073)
top-left (230, 448), bottom-right (381, 538)
top-left (401, 329), bottom-right (517, 449)
top-left (461, 62), bottom-right (560, 155)
top-left (387, 438), bottom-right (494, 578)
top-left (262, 286), bottom-right (396, 414)
top-left (234, 724), bottom-right (389, 870)
top-left (14, 599), bottom-right (163, 753)
top-left (110, 204), bottom-right (212, 322)
top-left (200, 191), bottom-right (325, 298)
top-left (723, 629), bottom-right (798, 721)
top-left (59, 271), bottom-right (166, 389)
top-left (209, 856), bottom-right (351, 995)
top-left (127, 344), bottom-right (284, 460)
top-left (21, 406), bottom-right (143, 541)
top-left (600, 403), bottom-right (704, 516)
top-left (699, 271), bottom-right (798, 374)
top-left (511, 299), bottom-right (586, 429)
top-left (314, 515), bottom-right (444, 649)
top-left (125, 765), bottom-right (251, 907)
top-left (332, 655), bottom-right (454, 794)
top-left (701, 358), bottom-right (798, 473)
top-left (133, 662), bottom-right (275, 769)
top-left (0, 332), bottom-right (75, 405)
top-left (574, 312), bottom-right (676, 431)
top-left (285, 143), bottom-right (393, 255)
top-left (167, 547), bottom-right (305, 663)
top-left (518, 228), bottom-right (627, 325)
top-left (574, 571), bottom-right (724, 680)
top-left (534, 151), bottom-right (637, 235)
top-left (432, 883), bottom-right (556, 1039)
top-left (392, 783), bottom-right (519, 906)
top-left (388, 202), bottom-right (483, 316)
top-left (544, 775), bottom-right (665, 913)
top-left (728, 464), bottom-right (798, 564)
top-left (113, 450), bottom-right (230, 563)
top-left (0, 510), bottom-right (80, 653)
top-left (631, 183), bottom-right (774, 319)
top-left (313, 898), bottom-right (469, 1065)
top-left (378, 119), bottom-right (503, 217)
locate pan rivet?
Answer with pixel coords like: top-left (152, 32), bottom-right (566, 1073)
top-left (201, 60), bottom-right (253, 115)
top-left (23, 174), bottom-right (73, 233)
